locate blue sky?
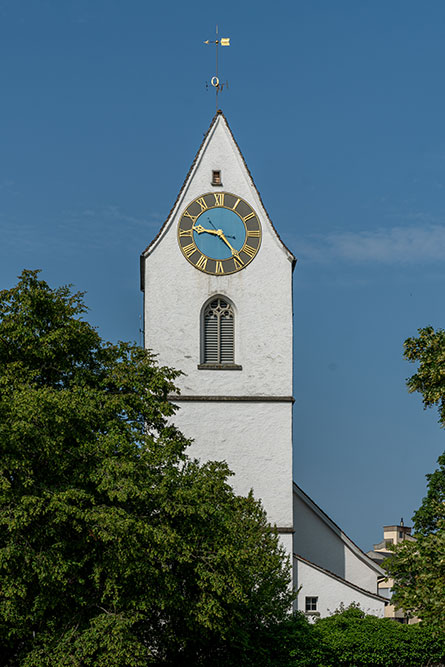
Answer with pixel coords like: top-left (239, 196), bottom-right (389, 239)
top-left (1, 0), bottom-right (445, 549)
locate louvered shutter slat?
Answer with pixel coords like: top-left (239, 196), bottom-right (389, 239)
top-left (204, 314), bottom-right (218, 363)
top-left (220, 315), bottom-right (234, 362)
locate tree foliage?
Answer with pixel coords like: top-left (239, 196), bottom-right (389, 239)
top-left (412, 452), bottom-right (445, 537)
top-left (404, 326), bottom-right (445, 429)
top-left (0, 271), bottom-right (294, 666)
top-left (384, 327), bottom-right (445, 631)
top-left (306, 605), bottom-right (445, 667)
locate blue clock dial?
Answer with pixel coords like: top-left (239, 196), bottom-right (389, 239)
top-left (178, 192), bottom-right (262, 275)
top-left (193, 208), bottom-right (246, 260)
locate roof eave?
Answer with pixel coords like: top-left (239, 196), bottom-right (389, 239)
top-left (293, 482), bottom-right (386, 577)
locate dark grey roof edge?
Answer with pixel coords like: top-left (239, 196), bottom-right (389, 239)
top-left (139, 111), bottom-right (220, 290)
top-left (220, 112), bottom-right (297, 267)
top-left (294, 553), bottom-right (388, 603)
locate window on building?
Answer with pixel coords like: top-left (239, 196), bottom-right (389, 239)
top-left (305, 597), bottom-right (318, 612)
top-left (378, 587), bottom-right (391, 600)
top-left (203, 297), bottom-right (234, 364)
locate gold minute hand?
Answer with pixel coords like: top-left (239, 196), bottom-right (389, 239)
top-left (217, 230), bottom-right (237, 255)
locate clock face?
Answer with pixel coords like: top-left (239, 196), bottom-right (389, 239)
top-left (177, 192), bottom-right (262, 275)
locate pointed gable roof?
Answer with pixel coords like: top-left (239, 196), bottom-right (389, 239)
top-left (140, 111), bottom-right (296, 289)
top-left (293, 483), bottom-right (385, 576)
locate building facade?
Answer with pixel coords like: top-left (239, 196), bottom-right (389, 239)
top-left (367, 522), bottom-right (418, 623)
top-left (141, 111), bottom-right (386, 618)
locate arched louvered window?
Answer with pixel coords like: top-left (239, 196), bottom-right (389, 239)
top-left (203, 297), bottom-right (234, 364)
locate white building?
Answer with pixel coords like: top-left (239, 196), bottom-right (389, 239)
top-left (140, 111), bottom-right (386, 618)
top-left (293, 484), bottom-right (385, 617)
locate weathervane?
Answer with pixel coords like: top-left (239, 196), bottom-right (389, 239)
top-left (204, 25), bottom-right (230, 112)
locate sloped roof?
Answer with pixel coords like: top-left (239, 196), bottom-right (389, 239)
top-left (293, 482), bottom-right (385, 577)
top-left (294, 553), bottom-right (388, 603)
top-left (140, 110), bottom-right (296, 289)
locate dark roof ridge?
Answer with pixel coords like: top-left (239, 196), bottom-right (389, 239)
top-left (218, 111), bottom-right (296, 266)
top-left (140, 110), bottom-right (220, 255)
top-left (294, 553), bottom-right (387, 603)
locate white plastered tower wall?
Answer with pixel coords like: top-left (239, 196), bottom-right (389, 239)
top-left (141, 112), bottom-right (296, 563)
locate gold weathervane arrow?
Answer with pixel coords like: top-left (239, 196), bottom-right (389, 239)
top-left (204, 25), bottom-right (230, 112)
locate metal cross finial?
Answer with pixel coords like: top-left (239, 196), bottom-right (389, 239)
top-left (204, 25), bottom-right (230, 112)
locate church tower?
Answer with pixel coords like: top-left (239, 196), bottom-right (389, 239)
top-left (140, 112), bottom-right (296, 563)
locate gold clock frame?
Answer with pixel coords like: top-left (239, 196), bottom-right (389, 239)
top-left (177, 191), bottom-right (262, 275)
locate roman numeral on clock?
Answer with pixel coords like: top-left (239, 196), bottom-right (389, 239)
top-left (215, 261), bottom-right (224, 274)
top-left (179, 227), bottom-right (193, 237)
top-left (242, 244), bottom-right (257, 258)
top-left (195, 197), bottom-right (208, 212)
top-left (233, 254), bottom-right (245, 269)
top-left (183, 210), bottom-right (198, 224)
top-left (247, 229), bottom-right (261, 238)
top-left (214, 193), bottom-right (225, 207)
top-left (242, 212), bottom-right (255, 222)
top-left (196, 254), bottom-right (208, 271)
top-left (182, 242), bottom-right (196, 258)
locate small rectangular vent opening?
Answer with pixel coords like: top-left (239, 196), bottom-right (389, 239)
top-left (212, 170), bottom-right (222, 186)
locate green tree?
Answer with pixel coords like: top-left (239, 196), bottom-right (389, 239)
top-left (384, 327), bottom-right (445, 631)
top-left (308, 605), bottom-right (445, 667)
top-left (0, 270), bottom-right (294, 666)
top-left (404, 326), bottom-right (445, 429)
top-left (384, 464), bottom-right (445, 630)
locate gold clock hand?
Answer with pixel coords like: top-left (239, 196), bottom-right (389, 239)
top-left (217, 230), bottom-right (237, 254)
top-left (193, 224), bottom-right (237, 254)
top-left (192, 224), bottom-right (220, 236)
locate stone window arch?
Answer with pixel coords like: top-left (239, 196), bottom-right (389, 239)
top-left (202, 296), bottom-right (234, 364)
top-left (198, 296), bottom-right (242, 370)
